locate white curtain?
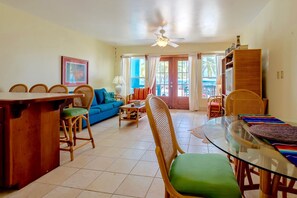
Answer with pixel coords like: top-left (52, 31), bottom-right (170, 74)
top-left (189, 54), bottom-right (200, 111)
top-left (121, 57), bottom-right (130, 98)
top-left (146, 55), bottom-right (160, 89)
top-left (216, 55), bottom-right (224, 95)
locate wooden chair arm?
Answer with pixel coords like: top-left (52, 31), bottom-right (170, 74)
top-left (126, 94), bottom-right (134, 103)
top-left (208, 95), bottom-right (222, 104)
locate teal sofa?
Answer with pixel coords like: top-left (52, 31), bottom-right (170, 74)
top-left (82, 88), bottom-right (124, 128)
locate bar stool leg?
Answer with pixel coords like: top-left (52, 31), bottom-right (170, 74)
top-left (85, 114), bottom-right (95, 148)
top-left (67, 118), bottom-right (74, 161)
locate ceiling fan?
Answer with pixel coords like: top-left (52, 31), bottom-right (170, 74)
top-left (151, 27), bottom-right (180, 48)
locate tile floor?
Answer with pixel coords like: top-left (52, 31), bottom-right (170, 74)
top-left (0, 110), bottom-right (295, 198)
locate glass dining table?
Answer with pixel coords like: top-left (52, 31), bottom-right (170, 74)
top-left (202, 116), bottom-right (297, 198)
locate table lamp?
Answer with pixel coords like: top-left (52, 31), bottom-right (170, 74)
top-left (112, 76), bottom-right (125, 95)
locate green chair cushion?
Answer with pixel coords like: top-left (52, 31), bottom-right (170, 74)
top-left (62, 108), bottom-right (88, 118)
top-left (170, 153), bottom-right (241, 198)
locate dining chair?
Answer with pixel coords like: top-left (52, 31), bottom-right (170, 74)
top-left (48, 84), bottom-right (69, 93)
top-left (60, 84), bottom-right (95, 161)
top-left (225, 89), bottom-right (265, 192)
top-left (225, 89), bottom-right (264, 116)
top-left (145, 95), bottom-right (241, 198)
top-left (9, 83), bottom-right (28, 92)
top-left (29, 83), bottom-right (48, 93)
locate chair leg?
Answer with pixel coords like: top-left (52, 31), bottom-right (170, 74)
top-left (282, 177), bottom-right (288, 198)
top-left (60, 114), bottom-right (95, 161)
top-left (73, 118), bottom-right (77, 146)
top-left (164, 190), bottom-right (170, 198)
top-left (60, 120), bottom-right (69, 141)
top-left (85, 114), bottom-right (95, 148)
top-left (67, 118), bottom-right (74, 161)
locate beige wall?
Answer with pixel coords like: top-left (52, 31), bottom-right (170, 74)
top-left (241, 0), bottom-right (297, 122)
top-left (0, 3), bottom-right (115, 92)
top-left (116, 42), bottom-right (229, 109)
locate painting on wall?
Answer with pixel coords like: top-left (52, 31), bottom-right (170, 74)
top-left (61, 56), bottom-right (88, 87)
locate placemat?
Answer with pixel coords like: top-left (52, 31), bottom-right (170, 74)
top-left (249, 124), bottom-right (297, 166)
top-left (231, 114), bottom-right (297, 166)
top-left (249, 125), bottom-right (297, 144)
top-left (267, 140), bottom-right (297, 167)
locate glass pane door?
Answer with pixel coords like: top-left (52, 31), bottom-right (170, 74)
top-left (154, 56), bottom-right (189, 109)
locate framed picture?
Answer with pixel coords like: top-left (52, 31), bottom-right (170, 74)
top-left (61, 56), bottom-right (88, 87)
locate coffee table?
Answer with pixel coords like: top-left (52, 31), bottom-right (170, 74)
top-left (119, 103), bottom-right (146, 127)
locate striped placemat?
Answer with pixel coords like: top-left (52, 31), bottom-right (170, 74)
top-left (267, 140), bottom-right (297, 166)
top-left (239, 114), bottom-right (297, 166)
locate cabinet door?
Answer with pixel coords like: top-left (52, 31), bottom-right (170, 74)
top-left (0, 107), bottom-right (4, 187)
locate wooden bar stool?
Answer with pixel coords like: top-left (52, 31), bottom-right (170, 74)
top-left (29, 83), bottom-right (48, 93)
top-left (9, 83), bottom-right (28, 92)
top-left (59, 84), bottom-right (95, 161)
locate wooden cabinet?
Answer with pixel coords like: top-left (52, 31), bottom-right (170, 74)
top-left (0, 93), bottom-right (79, 189)
top-left (0, 107), bottom-right (4, 187)
top-left (221, 49), bottom-right (262, 113)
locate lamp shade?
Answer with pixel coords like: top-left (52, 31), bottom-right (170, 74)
top-left (112, 76), bottom-right (125, 85)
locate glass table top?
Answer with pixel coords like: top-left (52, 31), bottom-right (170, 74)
top-left (202, 116), bottom-right (297, 180)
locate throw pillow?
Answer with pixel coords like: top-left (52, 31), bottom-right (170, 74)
top-left (104, 91), bottom-right (116, 103)
top-left (91, 95), bottom-right (98, 106)
top-left (95, 88), bottom-right (106, 104)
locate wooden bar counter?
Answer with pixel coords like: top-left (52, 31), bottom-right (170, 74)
top-left (0, 92), bottom-right (79, 189)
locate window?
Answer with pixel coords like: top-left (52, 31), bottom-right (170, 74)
top-left (201, 54), bottom-right (223, 98)
top-left (177, 60), bottom-right (189, 97)
top-left (155, 60), bottom-right (169, 96)
top-left (130, 57), bottom-right (145, 93)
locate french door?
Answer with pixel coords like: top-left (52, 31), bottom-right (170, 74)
top-left (153, 56), bottom-right (189, 109)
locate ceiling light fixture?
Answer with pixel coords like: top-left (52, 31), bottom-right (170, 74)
top-left (152, 27), bottom-right (180, 48)
top-left (156, 36), bottom-right (169, 47)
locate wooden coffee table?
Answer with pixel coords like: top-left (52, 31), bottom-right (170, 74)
top-left (119, 103), bottom-right (146, 127)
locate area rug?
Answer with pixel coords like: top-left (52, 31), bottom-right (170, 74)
top-left (189, 125), bottom-right (210, 144)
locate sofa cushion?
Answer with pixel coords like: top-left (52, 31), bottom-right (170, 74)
top-left (94, 103), bottom-right (114, 112)
top-left (104, 91), bottom-right (116, 103)
top-left (91, 96), bottom-right (98, 106)
top-left (112, 100), bottom-right (124, 107)
top-left (89, 108), bottom-right (101, 114)
top-left (94, 88), bottom-right (106, 104)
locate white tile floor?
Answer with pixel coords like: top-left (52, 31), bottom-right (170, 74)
top-left (0, 110), bottom-right (295, 198)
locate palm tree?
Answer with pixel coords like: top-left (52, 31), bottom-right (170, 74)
top-left (202, 56), bottom-right (217, 78)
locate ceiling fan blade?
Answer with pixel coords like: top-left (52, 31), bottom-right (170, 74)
top-left (151, 42), bottom-right (158, 47)
top-left (168, 41), bottom-right (179, 48)
top-left (170, 38), bottom-right (185, 41)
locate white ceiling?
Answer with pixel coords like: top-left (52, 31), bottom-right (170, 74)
top-left (0, 0), bottom-right (271, 46)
